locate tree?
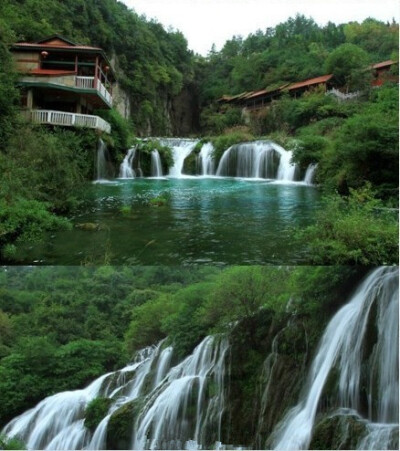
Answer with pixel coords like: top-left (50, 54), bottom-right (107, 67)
top-left (325, 43), bottom-right (371, 91)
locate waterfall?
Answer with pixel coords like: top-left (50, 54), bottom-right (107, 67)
top-left (132, 336), bottom-right (229, 450)
top-left (303, 163), bottom-right (317, 185)
top-left (198, 142), bottom-right (215, 176)
top-left (158, 138), bottom-right (198, 177)
top-left (96, 139), bottom-right (110, 181)
top-left (2, 344), bottom-right (165, 450)
top-left (151, 150), bottom-right (163, 177)
top-left (3, 337), bottom-right (228, 451)
top-left (119, 147), bottom-right (136, 178)
top-left (271, 267), bottom-right (399, 450)
top-left (2, 371), bottom-right (111, 450)
top-left (216, 140), bottom-right (297, 181)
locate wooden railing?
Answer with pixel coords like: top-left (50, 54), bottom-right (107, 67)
top-left (30, 110), bottom-right (111, 133)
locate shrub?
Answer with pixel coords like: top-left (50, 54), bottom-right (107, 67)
top-left (297, 185), bottom-right (399, 265)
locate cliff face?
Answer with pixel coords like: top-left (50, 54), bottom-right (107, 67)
top-left (170, 82), bottom-right (200, 136)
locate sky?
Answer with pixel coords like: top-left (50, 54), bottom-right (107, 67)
top-left (122, 0), bottom-right (399, 55)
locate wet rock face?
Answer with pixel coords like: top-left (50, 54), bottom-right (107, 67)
top-left (310, 412), bottom-right (368, 450)
top-left (223, 310), bottom-right (312, 448)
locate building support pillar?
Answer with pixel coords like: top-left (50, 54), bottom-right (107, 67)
top-left (27, 89), bottom-right (33, 109)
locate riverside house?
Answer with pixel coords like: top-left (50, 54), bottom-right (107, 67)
top-left (11, 35), bottom-right (116, 133)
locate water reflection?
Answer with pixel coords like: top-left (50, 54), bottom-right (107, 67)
top-left (16, 178), bottom-right (321, 265)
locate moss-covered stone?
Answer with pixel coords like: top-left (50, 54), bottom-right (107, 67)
top-left (106, 398), bottom-right (145, 450)
top-left (182, 151), bottom-right (198, 175)
top-left (84, 397), bottom-right (113, 432)
top-left (310, 412), bottom-right (368, 450)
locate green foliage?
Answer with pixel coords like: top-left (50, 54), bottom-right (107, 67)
top-left (0, 42), bottom-right (19, 150)
top-left (211, 129), bottom-right (255, 164)
top-left (148, 195), bottom-right (169, 207)
top-left (95, 109), bottom-right (133, 155)
top-left (0, 125), bottom-right (100, 258)
top-left (161, 282), bottom-right (215, 358)
top-left (297, 185), bottom-right (399, 265)
top-left (0, 198), bottom-right (71, 261)
top-left (1, 126), bottom-right (96, 212)
top-left (326, 87), bottom-right (399, 197)
top-left (0, 0), bottom-right (195, 135)
top-left (124, 293), bottom-right (177, 354)
top-left (0, 433), bottom-right (25, 450)
top-left (0, 266), bottom-right (218, 424)
top-left (84, 397), bottom-right (113, 431)
top-left (134, 139), bottom-right (174, 172)
top-left (325, 43), bottom-right (371, 90)
top-left (200, 105), bottom-right (244, 134)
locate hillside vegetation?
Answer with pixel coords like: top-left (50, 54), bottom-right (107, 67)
top-left (0, 2), bottom-right (398, 263)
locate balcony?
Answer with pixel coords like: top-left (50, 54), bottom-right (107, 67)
top-left (19, 74), bottom-right (113, 108)
top-left (29, 110), bottom-right (111, 133)
top-left (75, 76), bottom-right (112, 106)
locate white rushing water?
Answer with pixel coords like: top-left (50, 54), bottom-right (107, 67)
top-left (157, 138), bottom-right (198, 178)
top-left (198, 142), bottom-right (215, 176)
top-left (151, 150), bottom-right (163, 177)
top-left (272, 266), bottom-right (399, 450)
top-left (119, 146), bottom-right (136, 178)
top-left (96, 139), bottom-right (110, 181)
top-left (216, 140), bottom-right (297, 181)
top-left (132, 335), bottom-right (229, 450)
top-left (303, 163), bottom-right (317, 185)
top-left (3, 336), bottom-right (229, 451)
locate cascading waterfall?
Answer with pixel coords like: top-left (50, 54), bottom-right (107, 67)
top-left (119, 147), bottom-right (136, 178)
top-left (2, 371), bottom-right (110, 450)
top-left (198, 142), bottom-right (215, 176)
top-left (216, 140), bottom-right (297, 181)
top-left (132, 335), bottom-right (229, 450)
top-left (158, 138), bottom-right (198, 177)
top-left (96, 139), bottom-right (110, 181)
top-left (271, 266), bottom-right (399, 450)
top-left (151, 150), bottom-right (163, 177)
top-left (303, 163), bottom-right (317, 185)
top-left (3, 336), bottom-right (229, 451)
top-left (2, 343), bottom-right (166, 450)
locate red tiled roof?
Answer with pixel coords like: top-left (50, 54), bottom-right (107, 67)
top-left (29, 69), bottom-right (76, 76)
top-left (287, 74), bottom-right (333, 91)
top-left (244, 84), bottom-right (290, 100)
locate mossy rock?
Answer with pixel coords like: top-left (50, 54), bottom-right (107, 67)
top-left (310, 412), bottom-right (368, 450)
top-left (84, 397), bottom-right (113, 432)
top-left (75, 222), bottom-right (100, 231)
top-left (106, 398), bottom-right (145, 450)
top-left (182, 151), bottom-right (197, 175)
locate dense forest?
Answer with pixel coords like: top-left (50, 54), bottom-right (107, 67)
top-left (0, 0), bottom-right (398, 264)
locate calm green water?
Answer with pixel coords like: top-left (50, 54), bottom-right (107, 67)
top-left (17, 177), bottom-right (321, 265)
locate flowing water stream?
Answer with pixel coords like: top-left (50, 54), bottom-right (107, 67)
top-left (271, 266), bottom-right (399, 450)
top-left (3, 337), bottom-right (229, 450)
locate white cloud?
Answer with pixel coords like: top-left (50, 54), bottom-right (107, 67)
top-left (123, 0), bottom-right (399, 55)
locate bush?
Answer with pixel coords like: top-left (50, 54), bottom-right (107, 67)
top-left (211, 129), bottom-right (255, 165)
top-left (0, 198), bottom-right (71, 261)
top-left (297, 185), bottom-right (399, 265)
top-left (84, 397), bottom-right (113, 431)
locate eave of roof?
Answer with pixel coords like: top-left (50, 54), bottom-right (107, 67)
top-left (28, 69), bottom-right (76, 76)
top-left (12, 42), bottom-right (103, 52)
top-left (371, 60), bottom-right (398, 69)
top-left (286, 74), bottom-right (333, 91)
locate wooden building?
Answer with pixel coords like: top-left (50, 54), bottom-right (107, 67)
top-left (11, 35), bottom-right (116, 133)
top-left (370, 60), bottom-right (398, 86)
top-left (284, 74), bottom-right (334, 97)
